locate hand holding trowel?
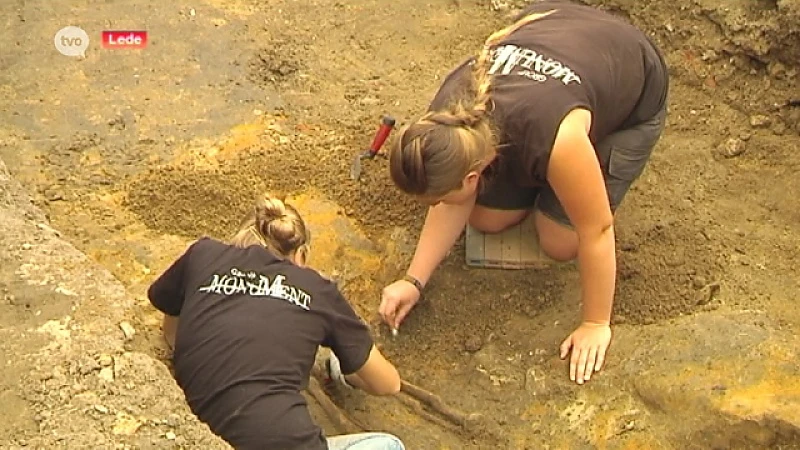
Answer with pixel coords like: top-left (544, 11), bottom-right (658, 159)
top-left (350, 115), bottom-right (396, 181)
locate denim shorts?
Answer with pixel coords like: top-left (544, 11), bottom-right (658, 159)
top-left (327, 432), bottom-right (405, 450)
top-left (476, 103), bottom-right (667, 227)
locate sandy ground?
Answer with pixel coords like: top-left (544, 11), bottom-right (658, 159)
top-left (1, 0), bottom-right (799, 448)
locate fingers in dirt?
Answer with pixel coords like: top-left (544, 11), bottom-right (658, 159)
top-left (570, 348), bottom-right (580, 382)
top-left (576, 349), bottom-right (589, 384)
top-left (378, 297), bottom-right (394, 325)
top-left (394, 303), bottom-right (414, 330)
top-left (585, 347), bottom-right (598, 381)
top-left (595, 345), bottom-right (608, 372)
top-left (559, 337), bottom-right (571, 360)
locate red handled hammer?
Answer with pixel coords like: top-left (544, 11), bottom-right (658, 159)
top-left (350, 115), bottom-right (396, 181)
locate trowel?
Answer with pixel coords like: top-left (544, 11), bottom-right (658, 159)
top-left (350, 115), bottom-right (396, 181)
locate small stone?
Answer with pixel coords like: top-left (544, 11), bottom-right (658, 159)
top-left (692, 276), bottom-right (707, 289)
top-left (94, 404), bottom-right (109, 414)
top-left (490, 0), bottom-right (510, 11)
top-left (695, 282), bottom-right (721, 306)
top-left (21, 243), bottom-right (32, 250)
top-left (43, 189), bottom-right (64, 201)
top-left (464, 335), bottom-right (483, 353)
top-left (99, 367), bottom-right (115, 382)
top-left (358, 96), bottom-right (380, 106)
top-left (112, 413), bottom-right (143, 436)
top-left (749, 115), bottom-right (771, 128)
top-left (119, 321), bottom-right (135, 340)
top-left (717, 138), bottom-right (746, 158)
top-left (700, 49), bottom-right (718, 62)
top-left (771, 121), bottom-right (786, 136)
top-left (165, 431), bottom-right (177, 440)
top-left (767, 62), bottom-right (786, 79)
top-left (79, 358), bottom-right (100, 375)
top-left (617, 420), bottom-right (636, 435)
top-left (98, 354), bottom-right (113, 367)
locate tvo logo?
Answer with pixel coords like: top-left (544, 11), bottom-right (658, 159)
top-left (54, 26), bottom-right (89, 57)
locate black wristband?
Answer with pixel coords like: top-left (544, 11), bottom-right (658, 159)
top-left (403, 274), bottom-right (425, 302)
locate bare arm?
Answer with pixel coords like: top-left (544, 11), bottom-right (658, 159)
top-left (547, 108), bottom-right (616, 384)
top-left (162, 314), bottom-right (179, 351)
top-left (343, 346), bottom-right (401, 396)
top-left (406, 196), bottom-right (476, 285)
top-left (380, 187), bottom-right (477, 330)
top-left (548, 108), bottom-right (616, 324)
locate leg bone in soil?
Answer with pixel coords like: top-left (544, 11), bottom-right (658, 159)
top-left (311, 364), bottom-right (478, 430)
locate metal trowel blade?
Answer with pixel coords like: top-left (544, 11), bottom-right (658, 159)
top-left (350, 155), bottom-right (362, 180)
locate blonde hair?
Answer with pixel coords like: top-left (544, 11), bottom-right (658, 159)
top-left (389, 11), bottom-right (554, 197)
top-left (230, 193), bottom-right (310, 259)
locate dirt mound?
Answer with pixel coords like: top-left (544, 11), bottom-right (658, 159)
top-left (700, 0), bottom-right (800, 68)
top-left (125, 123), bottom-right (427, 241)
top-left (0, 158), bottom-right (229, 449)
top-left (615, 217), bottom-right (725, 324)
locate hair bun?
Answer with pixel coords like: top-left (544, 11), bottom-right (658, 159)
top-left (256, 195), bottom-right (288, 223)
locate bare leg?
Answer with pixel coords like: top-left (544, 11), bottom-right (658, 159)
top-left (468, 204), bottom-right (578, 263)
top-left (469, 205), bottom-right (530, 233)
top-left (533, 211), bottom-right (579, 261)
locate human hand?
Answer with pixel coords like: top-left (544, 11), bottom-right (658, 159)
top-left (378, 279), bottom-right (422, 332)
top-left (559, 322), bottom-right (612, 385)
top-left (325, 352), bottom-right (354, 390)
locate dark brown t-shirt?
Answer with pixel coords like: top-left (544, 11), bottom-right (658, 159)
top-left (148, 237), bottom-right (373, 450)
top-left (429, 0), bottom-right (668, 187)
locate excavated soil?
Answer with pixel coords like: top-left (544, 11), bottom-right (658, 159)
top-left (1, 0), bottom-right (798, 448)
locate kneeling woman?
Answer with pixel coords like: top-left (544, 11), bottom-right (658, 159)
top-left (380, 0), bottom-right (669, 385)
top-left (148, 194), bottom-right (405, 450)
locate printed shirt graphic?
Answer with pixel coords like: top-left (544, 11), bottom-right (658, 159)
top-left (486, 43), bottom-right (582, 86)
top-left (198, 267), bottom-right (313, 311)
top-left (147, 238), bottom-right (373, 450)
top-left (429, 0), bottom-right (668, 186)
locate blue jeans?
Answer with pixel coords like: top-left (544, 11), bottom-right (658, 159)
top-left (327, 432), bottom-right (405, 450)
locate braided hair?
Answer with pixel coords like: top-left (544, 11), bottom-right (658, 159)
top-left (389, 11), bottom-right (553, 197)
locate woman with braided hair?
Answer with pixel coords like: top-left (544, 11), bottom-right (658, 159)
top-left (379, 0), bottom-right (668, 385)
top-left (148, 194), bottom-right (405, 450)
